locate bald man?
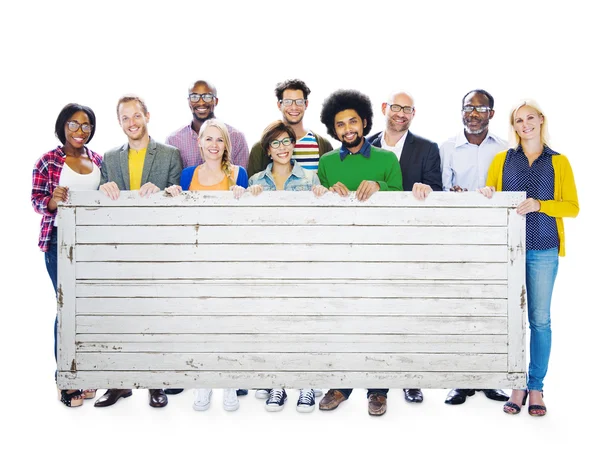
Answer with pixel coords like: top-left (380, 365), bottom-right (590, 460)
top-left (367, 91), bottom-right (442, 404)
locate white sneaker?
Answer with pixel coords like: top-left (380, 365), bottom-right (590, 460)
top-left (255, 389), bottom-right (270, 399)
top-left (313, 389), bottom-right (323, 397)
top-left (297, 389), bottom-right (316, 413)
top-left (223, 388), bottom-right (239, 411)
top-left (192, 388), bottom-right (212, 411)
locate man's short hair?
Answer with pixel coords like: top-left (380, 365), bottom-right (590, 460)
top-left (275, 79), bottom-right (311, 101)
top-left (320, 89), bottom-right (373, 140)
top-left (462, 89), bottom-right (495, 109)
top-left (188, 80), bottom-right (217, 96)
top-left (116, 94), bottom-right (149, 117)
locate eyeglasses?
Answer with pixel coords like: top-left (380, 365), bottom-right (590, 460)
top-left (279, 99), bottom-right (306, 108)
top-left (66, 121), bottom-right (93, 133)
top-left (462, 105), bottom-right (491, 113)
top-left (269, 137), bottom-right (293, 148)
top-left (189, 93), bottom-right (216, 103)
top-left (387, 104), bottom-right (414, 114)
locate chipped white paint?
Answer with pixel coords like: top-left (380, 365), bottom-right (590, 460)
top-left (57, 191), bottom-right (527, 389)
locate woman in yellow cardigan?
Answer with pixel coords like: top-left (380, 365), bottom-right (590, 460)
top-left (479, 100), bottom-right (578, 416)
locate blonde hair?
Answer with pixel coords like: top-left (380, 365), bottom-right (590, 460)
top-left (509, 99), bottom-right (550, 148)
top-left (198, 118), bottom-right (236, 187)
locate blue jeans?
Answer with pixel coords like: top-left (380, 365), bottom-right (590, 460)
top-left (44, 229), bottom-right (58, 375)
top-left (526, 248), bottom-right (558, 391)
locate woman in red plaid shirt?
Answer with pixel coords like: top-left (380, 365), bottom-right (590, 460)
top-left (31, 103), bottom-right (102, 407)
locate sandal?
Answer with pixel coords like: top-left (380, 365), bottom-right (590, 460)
top-left (59, 389), bottom-right (84, 407)
top-left (528, 390), bottom-right (546, 416)
top-left (82, 389), bottom-right (97, 400)
top-left (503, 390), bottom-right (528, 415)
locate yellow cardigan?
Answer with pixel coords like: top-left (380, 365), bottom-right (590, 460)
top-left (486, 150), bottom-right (579, 257)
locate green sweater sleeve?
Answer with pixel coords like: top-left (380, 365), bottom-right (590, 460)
top-left (378, 154), bottom-right (403, 191)
top-left (317, 159), bottom-right (330, 188)
top-left (247, 142), bottom-right (268, 178)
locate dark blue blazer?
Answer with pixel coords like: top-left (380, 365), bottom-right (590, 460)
top-left (367, 131), bottom-right (442, 191)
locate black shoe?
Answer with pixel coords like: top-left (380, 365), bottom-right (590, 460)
top-left (403, 388), bottom-right (423, 403)
top-left (236, 389), bottom-right (248, 396)
top-left (94, 389), bottom-right (133, 408)
top-left (149, 389), bottom-right (168, 408)
top-left (479, 389), bottom-right (509, 401)
top-left (445, 388), bottom-right (475, 405)
top-left (164, 388), bottom-right (184, 395)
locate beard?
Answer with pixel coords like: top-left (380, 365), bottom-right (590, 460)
top-left (387, 118), bottom-right (410, 133)
top-left (192, 109), bottom-right (215, 124)
top-left (343, 134), bottom-right (363, 148)
top-left (463, 117), bottom-right (489, 135)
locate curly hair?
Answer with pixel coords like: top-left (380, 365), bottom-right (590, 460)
top-left (197, 119), bottom-right (236, 187)
top-left (275, 79), bottom-right (311, 101)
top-left (320, 89), bottom-right (373, 140)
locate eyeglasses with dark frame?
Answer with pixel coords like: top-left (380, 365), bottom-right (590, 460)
top-left (462, 105), bottom-right (491, 114)
top-left (66, 121), bottom-right (93, 133)
top-left (189, 93), bottom-right (216, 103)
top-left (269, 137), bottom-right (293, 149)
top-left (279, 99), bottom-right (306, 108)
top-left (387, 104), bottom-right (414, 114)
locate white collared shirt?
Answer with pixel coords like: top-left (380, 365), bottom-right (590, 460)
top-left (380, 131), bottom-right (408, 162)
top-left (439, 131), bottom-right (507, 191)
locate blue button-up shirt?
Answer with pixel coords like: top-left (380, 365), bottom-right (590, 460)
top-left (340, 139), bottom-right (372, 161)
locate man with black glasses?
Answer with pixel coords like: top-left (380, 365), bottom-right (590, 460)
top-left (366, 91), bottom-right (442, 405)
top-left (166, 79), bottom-right (249, 169)
top-left (247, 79), bottom-right (333, 177)
top-left (439, 89), bottom-right (509, 405)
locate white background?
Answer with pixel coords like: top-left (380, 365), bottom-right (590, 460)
top-left (2, 0), bottom-right (597, 465)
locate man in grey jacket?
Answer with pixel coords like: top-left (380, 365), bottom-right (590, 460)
top-left (96, 94), bottom-right (182, 408)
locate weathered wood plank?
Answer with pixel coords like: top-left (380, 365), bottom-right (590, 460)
top-left (57, 370), bottom-right (528, 390)
top-left (76, 297), bottom-right (507, 316)
top-left (76, 315), bottom-right (507, 335)
top-left (76, 206), bottom-right (508, 227)
top-left (77, 333), bottom-right (508, 353)
top-left (77, 243), bottom-right (509, 263)
top-left (507, 208), bottom-right (527, 372)
top-left (76, 225), bottom-right (508, 245)
top-left (76, 280), bottom-right (509, 299)
top-left (68, 190), bottom-right (526, 208)
top-left (76, 352), bottom-right (507, 372)
top-left (57, 206), bottom-right (77, 373)
top-left (76, 261), bottom-right (508, 281)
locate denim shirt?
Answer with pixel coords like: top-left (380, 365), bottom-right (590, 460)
top-left (248, 159), bottom-right (321, 191)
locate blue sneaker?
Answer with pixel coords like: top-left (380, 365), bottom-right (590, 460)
top-left (265, 388), bottom-right (287, 412)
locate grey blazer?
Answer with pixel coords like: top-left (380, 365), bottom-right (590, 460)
top-left (100, 137), bottom-right (183, 190)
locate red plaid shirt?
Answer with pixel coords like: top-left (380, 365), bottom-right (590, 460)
top-left (31, 146), bottom-right (103, 251)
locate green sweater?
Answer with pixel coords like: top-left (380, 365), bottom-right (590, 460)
top-left (317, 146), bottom-right (403, 191)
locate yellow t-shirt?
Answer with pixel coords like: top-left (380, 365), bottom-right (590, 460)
top-left (128, 147), bottom-right (147, 190)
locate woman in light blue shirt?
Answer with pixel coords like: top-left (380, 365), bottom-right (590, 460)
top-left (248, 120), bottom-right (326, 195)
top-left (248, 120), bottom-right (326, 412)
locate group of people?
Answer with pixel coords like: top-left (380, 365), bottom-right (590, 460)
top-left (32, 78), bottom-right (579, 417)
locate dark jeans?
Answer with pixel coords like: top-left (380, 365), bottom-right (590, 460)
top-left (336, 389), bottom-right (389, 398)
top-left (44, 229), bottom-right (58, 376)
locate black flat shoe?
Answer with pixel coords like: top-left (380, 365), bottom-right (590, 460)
top-left (149, 389), bottom-right (168, 408)
top-left (403, 388), bottom-right (423, 403)
top-left (445, 388), bottom-right (475, 405)
top-left (164, 388), bottom-right (184, 395)
top-left (94, 389), bottom-right (133, 407)
top-left (480, 388), bottom-right (509, 401)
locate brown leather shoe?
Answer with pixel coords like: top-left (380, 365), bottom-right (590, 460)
top-left (94, 389), bottom-right (133, 407)
top-left (319, 389), bottom-right (347, 411)
top-left (368, 393), bottom-right (387, 416)
top-left (149, 389), bottom-right (168, 408)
